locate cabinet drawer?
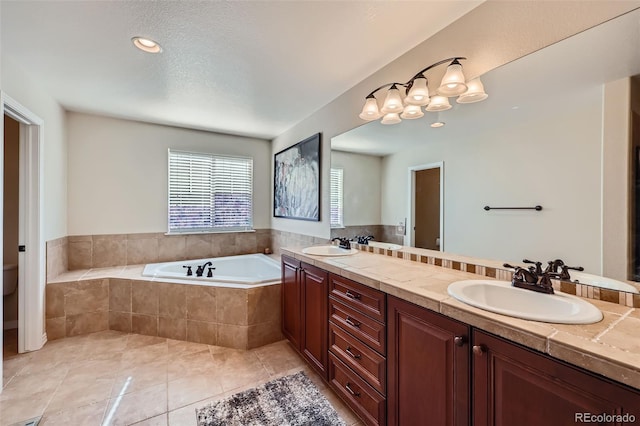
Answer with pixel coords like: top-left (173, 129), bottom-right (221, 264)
top-left (329, 322), bottom-right (386, 395)
top-left (330, 274), bottom-right (386, 323)
top-left (330, 297), bottom-right (386, 355)
top-left (329, 353), bottom-right (386, 426)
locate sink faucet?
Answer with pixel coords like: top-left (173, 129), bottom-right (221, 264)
top-left (354, 235), bottom-right (374, 245)
top-left (546, 259), bottom-right (584, 280)
top-left (504, 260), bottom-right (556, 294)
top-left (332, 237), bottom-right (351, 250)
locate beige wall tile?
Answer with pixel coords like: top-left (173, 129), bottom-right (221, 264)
top-left (46, 284), bottom-right (66, 319)
top-left (185, 234), bottom-right (212, 259)
top-left (247, 285), bottom-right (281, 325)
top-left (158, 317), bottom-right (187, 340)
top-left (66, 311), bottom-right (109, 336)
top-left (65, 279), bottom-right (109, 315)
top-left (235, 233), bottom-right (257, 255)
top-left (211, 233), bottom-right (235, 257)
top-left (132, 314), bottom-right (158, 337)
top-left (68, 237), bottom-right (93, 270)
top-left (217, 324), bottom-right (248, 349)
top-left (46, 317), bottom-right (66, 340)
top-left (127, 235), bottom-right (159, 265)
top-left (247, 321), bottom-right (284, 349)
top-left (186, 285), bottom-right (216, 322)
top-left (217, 288), bottom-right (248, 325)
top-left (110, 278), bottom-right (132, 313)
top-left (132, 281), bottom-right (158, 315)
top-left (109, 311), bottom-right (132, 333)
top-left (157, 235), bottom-right (186, 262)
top-left (92, 235), bottom-right (127, 268)
top-left (158, 283), bottom-right (186, 319)
top-left (186, 320), bottom-right (217, 345)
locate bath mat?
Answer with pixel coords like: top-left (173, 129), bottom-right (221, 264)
top-left (195, 371), bottom-right (346, 426)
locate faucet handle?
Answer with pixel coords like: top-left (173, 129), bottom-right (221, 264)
top-left (559, 265), bottom-right (584, 280)
top-left (522, 259), bottom-right (543, 275)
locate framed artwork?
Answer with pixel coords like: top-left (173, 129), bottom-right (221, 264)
top-left (274, 133), bottom-right (321, 221)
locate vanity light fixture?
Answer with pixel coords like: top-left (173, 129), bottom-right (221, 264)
top-left (131, 36), bottom-right (162, 53)
top-left (359, 57), bottom-right (488, 125)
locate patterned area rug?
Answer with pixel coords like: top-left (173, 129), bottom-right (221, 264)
top-left (195, 371), bottom-right (346, 426)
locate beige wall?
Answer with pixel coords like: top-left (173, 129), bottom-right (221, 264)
top-left (330, 150), bottom-right (382, 227)
top-left (270, 2), bottom-right (639, 240)
top-left (67, 112), bottom-right (272, 235)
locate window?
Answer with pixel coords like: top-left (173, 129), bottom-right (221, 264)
top-left (168, 149), bottom-right (253, 233)
top-left (330, 168), bottom-right (344, 228)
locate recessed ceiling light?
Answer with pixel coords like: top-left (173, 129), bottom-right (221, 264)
top-left (132, 37), bottom-right (162, 53)
top-left (430, 121), bottom-right (445, 128)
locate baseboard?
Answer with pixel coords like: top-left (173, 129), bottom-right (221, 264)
top-left (3, 320), bottom-right (18, 330)
top-left (42, 332), bottom-right (48, 347)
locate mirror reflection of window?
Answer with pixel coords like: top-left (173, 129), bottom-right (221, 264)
top-left (330, 168), bottom-right (344, 228)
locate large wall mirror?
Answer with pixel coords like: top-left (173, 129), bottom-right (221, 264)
top-left (331, 9), bottom-right (640, 292)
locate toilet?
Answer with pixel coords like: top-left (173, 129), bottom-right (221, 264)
top-left (3, 264), bottom-right (18, 296)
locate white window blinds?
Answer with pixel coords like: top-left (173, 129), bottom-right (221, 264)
top-left (330, 168), bottom-right (344, 228)
top-left (168, 150), bottom-right (253, 232)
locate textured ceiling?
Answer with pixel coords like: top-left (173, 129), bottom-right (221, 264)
top-left (0, 1), bottom-right (482, 139)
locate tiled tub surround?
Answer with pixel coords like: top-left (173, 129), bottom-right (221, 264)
top-left (45, 229), bottom-right (328, 279)
top-left (283, 246), bottom-right (640, 391)
top-left (46, 266), bottom-right (283, 350)
top-left (330, 225), bottom-right (403, 246)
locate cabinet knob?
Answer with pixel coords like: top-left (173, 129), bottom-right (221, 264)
top-left (454, 336), bottom-right (467, 347)
top-left (472, 345), bottom-right (487, 356)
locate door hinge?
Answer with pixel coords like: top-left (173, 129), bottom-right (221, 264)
top-left (18, 245), bottom-right (26, 252)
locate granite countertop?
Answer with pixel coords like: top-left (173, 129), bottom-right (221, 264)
top-left (282, 247), bottom-right (640, 391)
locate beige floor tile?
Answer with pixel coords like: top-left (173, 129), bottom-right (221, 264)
top-left (125, 334), bottom-right (167, 350)
top-left (0, 368), bottom-right (67, 402)
top-left (40, 399), bottom-right (108, 425)
top-left (167, 397), bottom-right (225, 426)
top-left (46, 375), bottom-right (115, 414)
top-left (130, 413), bottom-right (168, 426)
top-left (2, 354), bottom-right (31, 388)
top-left (166, 350), bottom-right (217, 382)
top-left (111, 360), bottom-right (168, 397)
top-left (252, 339), bottom-right (305, 376)
top-left (209, 349), bottom-right (270, 392)
top-left (103, 383), bottom-right (167, 426)
top-left (166, 338), bottom-right (210, 359)
top-left (0, 395), bottom-right (49, 426)
top-left (167, 373), bottom-right (224, 411)
top-left (120, 342), bottom-right (170, 369)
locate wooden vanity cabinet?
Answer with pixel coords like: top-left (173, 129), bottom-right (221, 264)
top-left (472, 330), bottom-right (640, 426)
top-left (387, 295), bottom-right (470, 426)
top-left (280, 256), bottom-right (329, 380)
top-left (328, 274), bottom-right (387, 426)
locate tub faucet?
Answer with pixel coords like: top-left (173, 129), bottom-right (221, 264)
top-left (196, 261), bottom-right (213, 277)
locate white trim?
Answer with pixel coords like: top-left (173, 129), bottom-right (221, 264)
top-left (405, 162), bottom-right (444, 251)
top-left (1, 92), bottom-right (46, 359)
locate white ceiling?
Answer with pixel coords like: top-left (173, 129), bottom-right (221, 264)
top-left (0, 1), bottom-right (483, 139)
top-left (331, 8), bottom-right (640, 156)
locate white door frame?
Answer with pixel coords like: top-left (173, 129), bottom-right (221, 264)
top-left (405, 161), bottom-right (444, 251)
top-left (1, 92), bottom-right (46, 360)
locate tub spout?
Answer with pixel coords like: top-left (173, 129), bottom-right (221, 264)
top-left (196, 261), bottom-right (213, 277)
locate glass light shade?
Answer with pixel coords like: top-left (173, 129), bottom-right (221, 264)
top-left (400, 104), bottom-right (424, 119)
top-left (405, 77), bottom-right (430, 106)
top-left (381, 113), bottom-right (401, 125)
top-left (437, 60), bottom-right (467, 96)
top-left (359, 97), bottom-right (382, 121)
top-left (380, 85), bottom-right (404, 114)
top-left (425, 95), bottom-right (452, 111)
top-left (430, 121), bottom-right (445, 128)
top-left (456, 77), bottom-right (489, 104)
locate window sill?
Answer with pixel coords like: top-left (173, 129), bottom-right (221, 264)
top-left (165, 229), bottom-right (256, 236)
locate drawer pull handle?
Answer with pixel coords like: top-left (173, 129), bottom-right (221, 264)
top-left (345, 316), bottom-right (361, 328)
top-left (345, 346), bottom-right (362, 360)
top-left (345, 290), bottom-right (361, 300)
top-left (345, 382), bottom-right (361, 397)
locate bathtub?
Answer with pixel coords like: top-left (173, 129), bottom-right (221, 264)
top-left (142, 253), bottom-right (281, 288)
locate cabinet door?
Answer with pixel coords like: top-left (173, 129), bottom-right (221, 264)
top-left (473, 330), bottom-right (640, 426)
top-left (387, 296), bottom-right (470, 426)
top-left (301, 262), bottom-right (329, 380)
top-left (281, 255), bottom-right (301, 350)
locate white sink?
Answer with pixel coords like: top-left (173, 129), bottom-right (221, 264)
top-left (447, 280), bottom-right (603, 324)
top-left (367, 241), bottom-right (403, 250)
top-left (570, 271), bottom-right (639, 294)
top-left (302, 245), bottom-right (359, 256)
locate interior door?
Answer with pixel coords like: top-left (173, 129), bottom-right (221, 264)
top-left (414, 167), bottom-right (441, 250)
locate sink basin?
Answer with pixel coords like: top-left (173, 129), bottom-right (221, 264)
top-left (302, 245), bottom-right (359, 256)
top-left (447, 280), bottom-right (603, 324)
top-left (367, 241), bottom-right (403, 250)
top-left (570, 271), bottom-right (639, 294)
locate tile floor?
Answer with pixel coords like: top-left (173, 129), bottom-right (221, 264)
top-left (1, 330), bottom-right (362, 426)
